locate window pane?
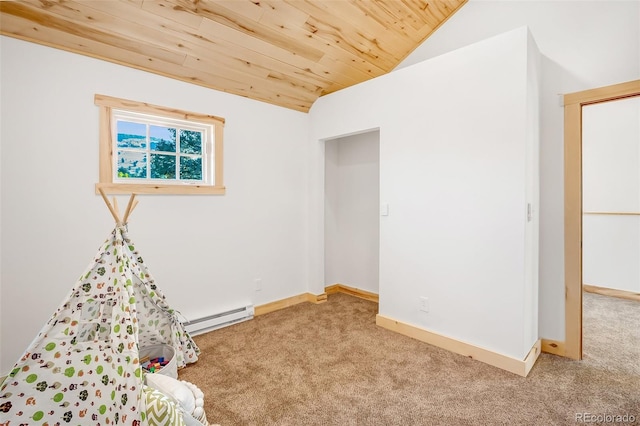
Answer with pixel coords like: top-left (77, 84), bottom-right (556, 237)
top-left (117, 151), bottom-right (147, 179)
top-left (180, 130), bottom-right (202, 155)
top-left (180, 156), bottom-right (202, 180)
top-left (117, 121), bottom-right (146, 149)
top-left (150, 125), bottom-right (176, 153)
top-left (151, 154), bottom-right (176, 179)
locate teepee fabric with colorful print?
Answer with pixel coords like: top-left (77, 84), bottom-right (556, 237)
top-left (0, 225), bottom-right (200, 425)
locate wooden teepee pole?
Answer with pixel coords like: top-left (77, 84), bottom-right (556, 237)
top-left (98, 188), bottom-right (122, 225)
top-left (122, 194), bottom-right (138, 224)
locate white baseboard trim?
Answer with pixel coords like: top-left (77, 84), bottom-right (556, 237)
top-left (376, 314), bottom-right (541, 377)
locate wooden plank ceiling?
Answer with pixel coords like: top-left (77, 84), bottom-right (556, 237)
top-left (0, 0), bottom-right (467, 112)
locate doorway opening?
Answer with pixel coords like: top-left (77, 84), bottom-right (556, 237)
top-left (324, 130), bottom-right (380, 297)
top-left (563, 79), bottom-right (640, 360)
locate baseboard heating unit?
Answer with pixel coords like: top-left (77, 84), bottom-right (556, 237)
top-left (184, 305), bottom-right (254, 336)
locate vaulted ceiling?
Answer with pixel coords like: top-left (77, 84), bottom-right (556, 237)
top-left (0, 0), bottom-right (467, 112)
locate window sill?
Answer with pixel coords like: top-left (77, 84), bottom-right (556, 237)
top-left (95, 183), bottom-right (226, 195)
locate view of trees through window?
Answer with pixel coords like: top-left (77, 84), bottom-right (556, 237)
top-left (116, 120), bottom-right (203, 181)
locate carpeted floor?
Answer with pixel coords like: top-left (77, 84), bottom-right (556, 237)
top-left (178, 292), bottom-right (639, 426)
top-left (583, 292), bottom-right (640, 377)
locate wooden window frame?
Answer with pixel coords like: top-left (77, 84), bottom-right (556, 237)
top-left (95, 94), bottom-right (225, 195)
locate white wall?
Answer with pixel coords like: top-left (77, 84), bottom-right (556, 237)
top-left (0, 37), bottom-right (309, 374)
top-left (310, 27), bottom-right (539, 360)
top-left (397, 0), bottom-right (640, 340)
top-left (525, 30), bottom-right (541, 349)
top-left (324, 140), bottom-right (340, 289)
top-left (582, 97), bottom-right (640, 293)
top-left (324, 131), bottom-right (380, 294)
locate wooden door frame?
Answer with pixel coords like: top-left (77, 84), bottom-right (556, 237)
top-left (563, 79), bottom-right (640, 360)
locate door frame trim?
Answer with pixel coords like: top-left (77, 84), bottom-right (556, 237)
top-left (563, 79), bottom-right (640, 360)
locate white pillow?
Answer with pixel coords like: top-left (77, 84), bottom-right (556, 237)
top-left (182, 409), bottom-right (205, 426)
top-left (182, 380), bottom-right (207, 424)
top-left (146, 373), bottom-right (196, 415)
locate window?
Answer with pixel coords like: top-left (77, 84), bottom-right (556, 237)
top-left (77, 298), bottom-right (115, 344)
top-left (114, 112), bottom-right (209, 183)
top-left (95, 94), bottom-right (225, 194)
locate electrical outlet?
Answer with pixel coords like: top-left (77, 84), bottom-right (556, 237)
top-left (419, 296), bottom-right (429, 313)
top-left (255, 278), bottom-right (262, 292)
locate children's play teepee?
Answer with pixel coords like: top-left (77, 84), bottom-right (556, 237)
top-left (0, 192), bottom-right (200, 425)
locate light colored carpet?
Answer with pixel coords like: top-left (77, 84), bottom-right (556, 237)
top-left (178, 292), bottom-right (639, 425)
top-left (583, 292), bottom-right (640, 376)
